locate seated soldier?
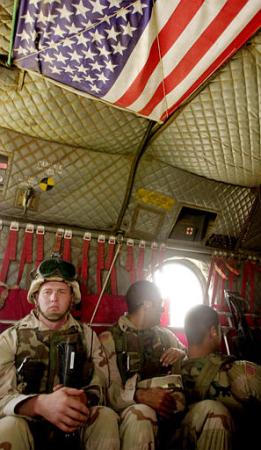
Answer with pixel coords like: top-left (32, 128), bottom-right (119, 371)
top-left (172, 304), bottom-right (261, 450)
top-left (0, 257), bottom-right (120, 450)
top-left (99, 280), bottom-right (186, 450)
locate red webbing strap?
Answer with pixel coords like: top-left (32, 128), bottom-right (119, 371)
top-left (105, 238), bottom-right (117, 295)
top-left (0, 224), bottom-right (19, 283)
top-left (137, 241), bottom-right (145, 280)
top-left (211, 267), bottom-right (219, 307)
top-left (126, 239), bottom-right (136, 284)
top-left (150, 242), bottom-right (158, 273)
top-left (35, 226), bottom-right (44, 268)
top-left (81, 233), bottom-right (91, 285)
top-left (215, 259), bottom-right (228, 308)
top-left (53, 229), bottom-right (64, 255)
top-left (96, 236), bottom-right (105, 295)
top-left (241, 261), bottom-right (256, 313)
top-left (205, 256), bottom-right (216, 303)
top-left (225, 259), bottom-right (240, 291)
top-left (63, 230), bottom-right (72, 262)
top-left (16, 225), bottom-right (34, 285)
top-left (158, 243), bottom-right (166, 267)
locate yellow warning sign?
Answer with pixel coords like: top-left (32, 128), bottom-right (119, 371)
top-left (136, 188), bottom-right (175, 211)
top-left (39, 177), bottom-right (55, 192)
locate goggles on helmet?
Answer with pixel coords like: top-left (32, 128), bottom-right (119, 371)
top-left (31, 258), bottom-right (77, 281)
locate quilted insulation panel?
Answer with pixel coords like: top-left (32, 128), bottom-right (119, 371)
top-left (0, 126), bottom-right (132, 230)
top-left (147, 31), bottom-right (261, 187)
top-left (122, 158), bottom-right (256, 242)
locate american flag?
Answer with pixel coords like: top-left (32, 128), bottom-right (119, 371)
top-left (13, 0), bottom-right (261, 122)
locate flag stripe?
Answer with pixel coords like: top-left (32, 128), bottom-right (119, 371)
top-left (103, 0), bottom-right (180, 102)
top-left (138, 0), bottom-right (249, 117)
top-left (122, 0), bottom-right (228, 116)
top-left (151, 1), bottom-right (260, 122)
top-left (115, 0), bottom-right (205, 107)
top-left (161, 11), bottom-right (261, 121)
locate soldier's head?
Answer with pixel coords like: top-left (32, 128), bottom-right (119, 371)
top-left (27, 257), bottom-right (81, 324)
top-left (126, 280), bottom-right (163, 328)
top-left (184, 304), bottom-right (221, 352)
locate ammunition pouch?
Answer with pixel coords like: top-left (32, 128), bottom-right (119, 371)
top-left (111, 324), bottom-right (171, 383)
top-left (17, 360), bottom-right (45, 394)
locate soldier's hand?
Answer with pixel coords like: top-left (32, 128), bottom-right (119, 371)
top-left (160, 347), bottom-right (186, 366)
top-left (134, 387), bottom-right (177, 419)
top-left (35, 387), bottom-right (90, 432)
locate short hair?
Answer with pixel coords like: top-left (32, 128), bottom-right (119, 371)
top-left (126, 280), bottom-right (162, 314)
top-left (184, 304), bottom-right (219, 345)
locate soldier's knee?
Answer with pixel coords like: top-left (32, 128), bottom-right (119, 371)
top-left (198, 399), bottom-right (230, 415)
top-left (122, 403), bottom-right (157, 422)
top-left (0, 416), bottom-right (32, 443)
top-left (96, 406), bottom-right (119, 423)
top-left (0, 416), bottom-right (29, 434)
top-left (187, 400), bottom-right (234, 432)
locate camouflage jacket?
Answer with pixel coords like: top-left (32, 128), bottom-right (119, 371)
top-left (99, 314), bottom-right (186, 412)
top-left (181, 353), bottom-right (261, 412)
top-left (0, 310), bottom-right (108, 418)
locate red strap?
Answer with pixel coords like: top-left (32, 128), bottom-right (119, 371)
top-left (96, 237), bottom-right (105, 294)
top-left (105, 241), bottom-right (115, 270)
top-left (220, 277), bottom-right (225, 307)
top-left (226, 258), bottom-right (239, 291)
top-left (158, 244), bottom-right (166, 267)
top-left (17, 225), bottom-right (34, 285)
top-left (150, 243), bottom-right (158, 273)
top-left (105, 239), bottom-right (117, 295)
top-left (35, 226), bottom-right (44, 268)
top-left (205, 256), bottom-right (216, 303)
top-left (53, 229), bottom-right (64, 255)
top-left (0, 225), bottom-right (19, 283)
top-left (211, 267), bottom-right (219, 306)
top-left (63, 230), bottom-right (72, 262)
top-left (126, 240), bottom-right (136, 284)
top-left (241, 261), bottom-right (256, 313)
top-left (241, 261), bottom-right (250, 299)
top-left (137, 242), bottom-right (145, 280)
top-left (81, 237), bottom-right (91, 285)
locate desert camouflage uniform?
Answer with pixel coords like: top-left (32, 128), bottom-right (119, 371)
top-left (0, 311), bottom-right (119, 450)
top-left (99, 314), bottom-right (186, 450)
top-left (171, 353), bottom-right (261, 450)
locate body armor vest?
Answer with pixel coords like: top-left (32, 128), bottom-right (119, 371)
top-left (111, 324), bottom-right (171, 384)
top-left (15, 324), bottom-right (93, 394)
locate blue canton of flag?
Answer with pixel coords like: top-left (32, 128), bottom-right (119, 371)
top-left (13, 0), bottom-right (152, 99)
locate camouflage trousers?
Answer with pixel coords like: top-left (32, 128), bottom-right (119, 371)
top-left (171, 400), bottom-right (235, 450)
top-left (120, 404), bottom-right (158, 450)
top-left (0, 406), bottom-right (120, 450)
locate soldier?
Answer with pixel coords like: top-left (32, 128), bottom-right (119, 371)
top-left (0, 257), bottom-right (119, 450)
top-left (99, 280), bottom-right (186, 450)
top-left (172, 304), bottom-right (261, 450)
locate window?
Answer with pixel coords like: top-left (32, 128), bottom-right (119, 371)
top-left (154, 259), bottom-right (205, 328)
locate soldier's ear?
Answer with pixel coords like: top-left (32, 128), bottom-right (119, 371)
top-left (210, 325), bottom-right (218, 338)
top-left (143, 300), bottom-right (153, 310)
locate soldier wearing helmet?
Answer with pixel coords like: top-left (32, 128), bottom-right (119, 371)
top-left (0, 257), bottom-right (120, 450)
top-left (99, 280), bottom-right (186, 450)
